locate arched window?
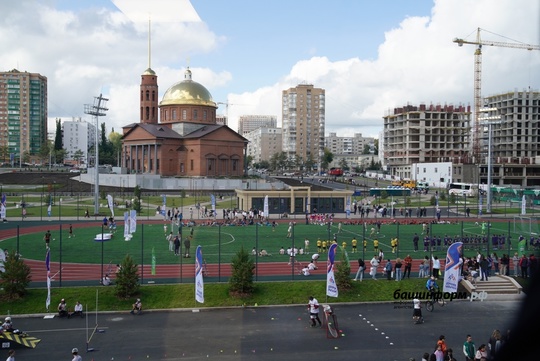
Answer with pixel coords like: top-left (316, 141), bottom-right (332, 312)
top-left (145, 90), bottom-right (150, 101)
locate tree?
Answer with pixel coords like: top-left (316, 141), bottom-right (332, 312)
top-left (54, 118), bottom-right (63, 151)
top-left (334, 248), bottom-right (353, 291)
top-left (115, 254), bottom-right (140, 299)
top-left (373, 139), bottom-right (379, 155)
top-left (338, 158), bottom-right (349, 171)
top-left (321, 148), bottom-right (333, 171)
top-left (228, 246), bottom-right (255, 297)
top-left (72, 149), bottom-right (84, 165)
top-left (133, 185), bottom-right (142, 213)
top-left (108, 129), bottom-right (122, 167)
top-left (0, 252), bottom-right (32, 299)
top-left (362, 144), bottom-right (371, 155)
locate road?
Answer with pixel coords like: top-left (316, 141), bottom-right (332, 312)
top-left (6, 298), bottom-right (522, 361)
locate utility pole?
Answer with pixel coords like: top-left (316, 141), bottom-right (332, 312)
top-left (84, 94), bottom-right (109, 216)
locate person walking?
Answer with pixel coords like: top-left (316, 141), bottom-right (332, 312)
top-left (184, 236), bottom-right (191, 258)
top-left (354, 258), bottom-right (365, 281)
top-left (412, 298), bottom-right (423, 324)
top-left (307, 296), bottom-right (322, 327)
top-left (463, 334), bottom-right (476, 361)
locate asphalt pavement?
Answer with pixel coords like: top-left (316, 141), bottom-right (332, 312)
top-left (4, 297), bottom-right (523, 361)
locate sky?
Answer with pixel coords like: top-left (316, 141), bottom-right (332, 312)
top-left (1, 0), bottom-right (539, 139)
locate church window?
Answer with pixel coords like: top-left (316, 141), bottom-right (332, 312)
top-left (145, 90), bottom-right (150, 101)
top-left (172, 109), bottom-right (177, 120)
top-left (193, 109), bottom-right (198, 120)
top-left (190, 159), bottom-right (194, 171)
top-left (182, 109), bottom-right (187, 120)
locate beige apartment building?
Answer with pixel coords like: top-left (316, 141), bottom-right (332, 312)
top-left (282, 84), bottom-right (325, 167)
top-left (238, 115), bottom-right (277, 136)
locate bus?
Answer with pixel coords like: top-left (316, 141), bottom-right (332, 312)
top-left (448, 182), bottom-right (478, 197)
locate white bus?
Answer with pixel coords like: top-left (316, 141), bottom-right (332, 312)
top-left (448, 182), bottom-right (478, 197)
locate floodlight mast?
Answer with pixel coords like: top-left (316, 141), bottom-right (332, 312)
top-left (84, 94), bottom-right (109, 216)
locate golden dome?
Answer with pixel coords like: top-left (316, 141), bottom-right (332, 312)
top-left (160, 68), bottom-right (216, 107)
top-left (142, 67), bottom-right (156, 75)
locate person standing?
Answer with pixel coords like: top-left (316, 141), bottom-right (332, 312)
top-left (44, 230), bottom-right (51, 249)
top-left (184, 237), bottom-right (191, 258)
top-left (354, 258), bottom-right (365, 281)
top-left (167, 232), bottom-right (174, 252)
top-left (304, 238), bottom-right (310, 254)
top-left (370, 255), bottom-right (379, 280)
top-left (173, 235), bottom-right (181, 256)
top-left (68, 224), bottom-right (74, 238)
top-left (412, 298), bottom-right (423, 324)
top-left (413, 233), bottom-right (419, 252)
top-left (307, 296), bottom-right (322, 327)
top-left (394, 258), bottom-right (403, 281)
top-left (432, 256), bottom-right (441, 279)
top-left (463, 334), bottom-right (476, 361)
top-left (71, 347), bottom-right (82, 361)
top-left (351, 237), bottom-right (358, 253)
top-left (512, 252), bottom-right (520, 277)
top-left (404, 254), bottom-right (413, 279)
top-left (385, 259), bottom-right (393, 280)
top-left (475, 344), bottom-right (487, 361)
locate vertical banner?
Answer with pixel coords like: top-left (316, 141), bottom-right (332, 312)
top-left (443, 242), bottom-right (463, 293)
top-left (346, 196), bottom-right (351, 217)
top-left (124, 211), bottom-right (130, 238)
top-left (326, 243), bottom-right (339, 298)
top-left (107, 194), bottom-right (114, 218)
top-left (45, 249), bottom-right (51, 310)
top-left (195, 246), bottom-right (204, 303)
top-left (161, 195), bottom-right (167, 217)
top-left (211, 194), bottom-right (216, 213)
top-left (130, 209), bottom-right (137, 234)
top-left (263, 195), bottom-right (269, 218)
top-left (151, 247), bottom-right (156, 276)
top-left (478, 194), bottom-right (483, 215)
top-left (521, 195), bottom-right (526, 215)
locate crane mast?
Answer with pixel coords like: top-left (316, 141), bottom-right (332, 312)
top-left (453, 28), bottom-right (540, 164)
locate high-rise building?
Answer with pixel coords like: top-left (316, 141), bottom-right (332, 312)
top-left (383, 103), bottom-right (471, 179)
top-left (325, 132), bottom-right (375, 156)
top-left (282, 84), bottom-right (325, 167)
top-left (238, 115), bottom-right (277, 136)
top-left (0, 69), bottom-right (47, 162)
top-left (62, 117), bottom-right (96, 165)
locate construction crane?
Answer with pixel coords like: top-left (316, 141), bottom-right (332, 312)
top-left (453, 27), bottom-right (540, 163)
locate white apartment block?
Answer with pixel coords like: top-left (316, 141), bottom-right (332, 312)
top-left (383, 103), bottom-right (472, 180)
top-left (245, 127), bottom-right (282, 164)
top-left (325, 132), bottom-right (375, 155)
top-left (62, 117), bottom-right (96, 165)
top-left (238, 115), bottom-right (277, 136)
top-left (282, 84), bottom-right (325, 166)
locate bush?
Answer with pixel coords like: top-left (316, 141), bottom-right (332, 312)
top-left (115, 254), bottom-right (140, 299)
top-left (335, 248), bottom-right (353, 291)
top-left (228, 246), bottom-right (255, 297)
top-left (0, 251), bottom-right (31, 299)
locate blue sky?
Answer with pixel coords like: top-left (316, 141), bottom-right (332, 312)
top-left (1, 0), bottom-right (538, 138)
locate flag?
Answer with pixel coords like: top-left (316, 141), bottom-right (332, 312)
top-left (46, 249), bottom-right (51, 310)
top-left (161, 195), bottom-right (166, 216)
top-left (130, 210), bottom-right (137, 233)
top-left (124, 211), bottom-right (130, 238)
top-left (107, 194), bottom-right (114, 218)
top-left (151, 247), bottom-right (156, 276)
top-left (263, 195), bottom-right (269, 218)
top-left (195, 246), bottom-right (204, 303)
top-left (1, 193), bottom-right (5, 206)
top-left (326, 243), bottom-right (338, 298)
top-left (346, 196), bottom-right (351, 217)
top-left (211, 194), bottom-right (216, 212)
top-left (521, 195), bottom-right (526, 215)
top-left (0, 204), bottom-right (5, 220)
top-left (443, 242), bottom-right (463, 293)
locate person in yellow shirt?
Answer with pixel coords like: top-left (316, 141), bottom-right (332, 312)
top-left (342, 241), bottom-right (347, 250)
top-left (316, 238), bottom-right (322, 253)
top-left (322, 240), bottom-right (328, 253)
top-left (373, 239), bottom-right (379, 253)
top-left (351, 238), bottom-right (358, 253)
top-left (363, 239), bottom-right (367, 252)
top-left (391, 238), bottom-right (398, 253)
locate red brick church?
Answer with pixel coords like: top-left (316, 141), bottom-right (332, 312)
top-left (121, 67), bottom-right (247, 177)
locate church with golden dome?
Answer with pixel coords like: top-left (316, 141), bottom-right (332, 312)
top-left (121, 66), bottom-right (247, 177)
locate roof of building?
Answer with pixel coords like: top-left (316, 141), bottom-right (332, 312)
top-left (159, 67), bottom-right (216, 107)
top-left (142, 67), bottom-right (156, 76)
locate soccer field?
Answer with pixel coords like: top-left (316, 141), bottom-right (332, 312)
top-left (0, 218), bottom-right (531, 269)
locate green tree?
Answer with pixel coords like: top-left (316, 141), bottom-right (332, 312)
top-left (115, 254), bottom-right (140, 299)
top-left (335, 248), bottom-right (353, 291)
top-left (338, 158), bottom-right (349, 171)
top-left (109, 130), bottom-right (122, 166)
top-left (0, 251), bottom-right (32, 299)
top-left (133, 185), bottom-right (142, 213)
top-left (54, 118), bottom-right (63, 151)
top-left (228, 246), bottom-right (255, 297)
top-left (72, 149), bottom-right (84, 165)
top-left (362, 144), bottom-right (371, 155)
top-left (321, 148), bottom-right (333, 171)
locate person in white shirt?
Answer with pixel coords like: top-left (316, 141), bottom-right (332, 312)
top-left (370, 256), bottom-right (380, 280)
top-left (71, 347), bottom-right (82, 361)
top-left (301, 266), bottom-right (310, 276)
top-left (432, 256), bottom-right (441, 279)
top-left (307, 261), bottom-right (317, 271)
top-left (72, 301), bottom-right (83, 318)
top-left (307, 296), bottom-right (322, 327)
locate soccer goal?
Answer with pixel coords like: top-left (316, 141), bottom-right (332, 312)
top-left (513, 216), bottom-right (540, 237)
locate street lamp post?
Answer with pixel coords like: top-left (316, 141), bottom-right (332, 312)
top-left (478, 108), bottom-right (501, 214)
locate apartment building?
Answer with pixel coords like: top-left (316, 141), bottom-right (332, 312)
top-left (481, 89), bottom-right (540, 187)
top-left (282, 84), bottom-right (325, 166)
top-left (325, 132), bottom-right (375, 156)
top-left (245, 127), bottom-right (282, 164)
top-left (62, 117), bottom-right (96, 165)
top-left (383, 103), bottom-right (471, 180)
top-left (0, 69), bottom-right (47, 162)
top-left (238, 115), bottom-right (277, 136)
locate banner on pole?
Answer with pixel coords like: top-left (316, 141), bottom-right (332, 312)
top-left (443, 242), bottom-right (463, 293)
top-left (151, 247), bottom-right (156, 275)
top-left (107, 194), bottom-right (114, 218)
top-left (46, 249), bottom-right (51, 310)
top-left (326, 243), bottom-right (339, 298)
top-left (195, 246), bottom-right (204, 303)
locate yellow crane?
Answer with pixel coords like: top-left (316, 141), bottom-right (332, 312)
top-left (453, 28), bottom-right (540, 163)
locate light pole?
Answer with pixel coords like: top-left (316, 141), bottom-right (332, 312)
top-left (84, 94), bottom-right (109, 216)
top-left (479, 107), bottom-right (501, 214)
